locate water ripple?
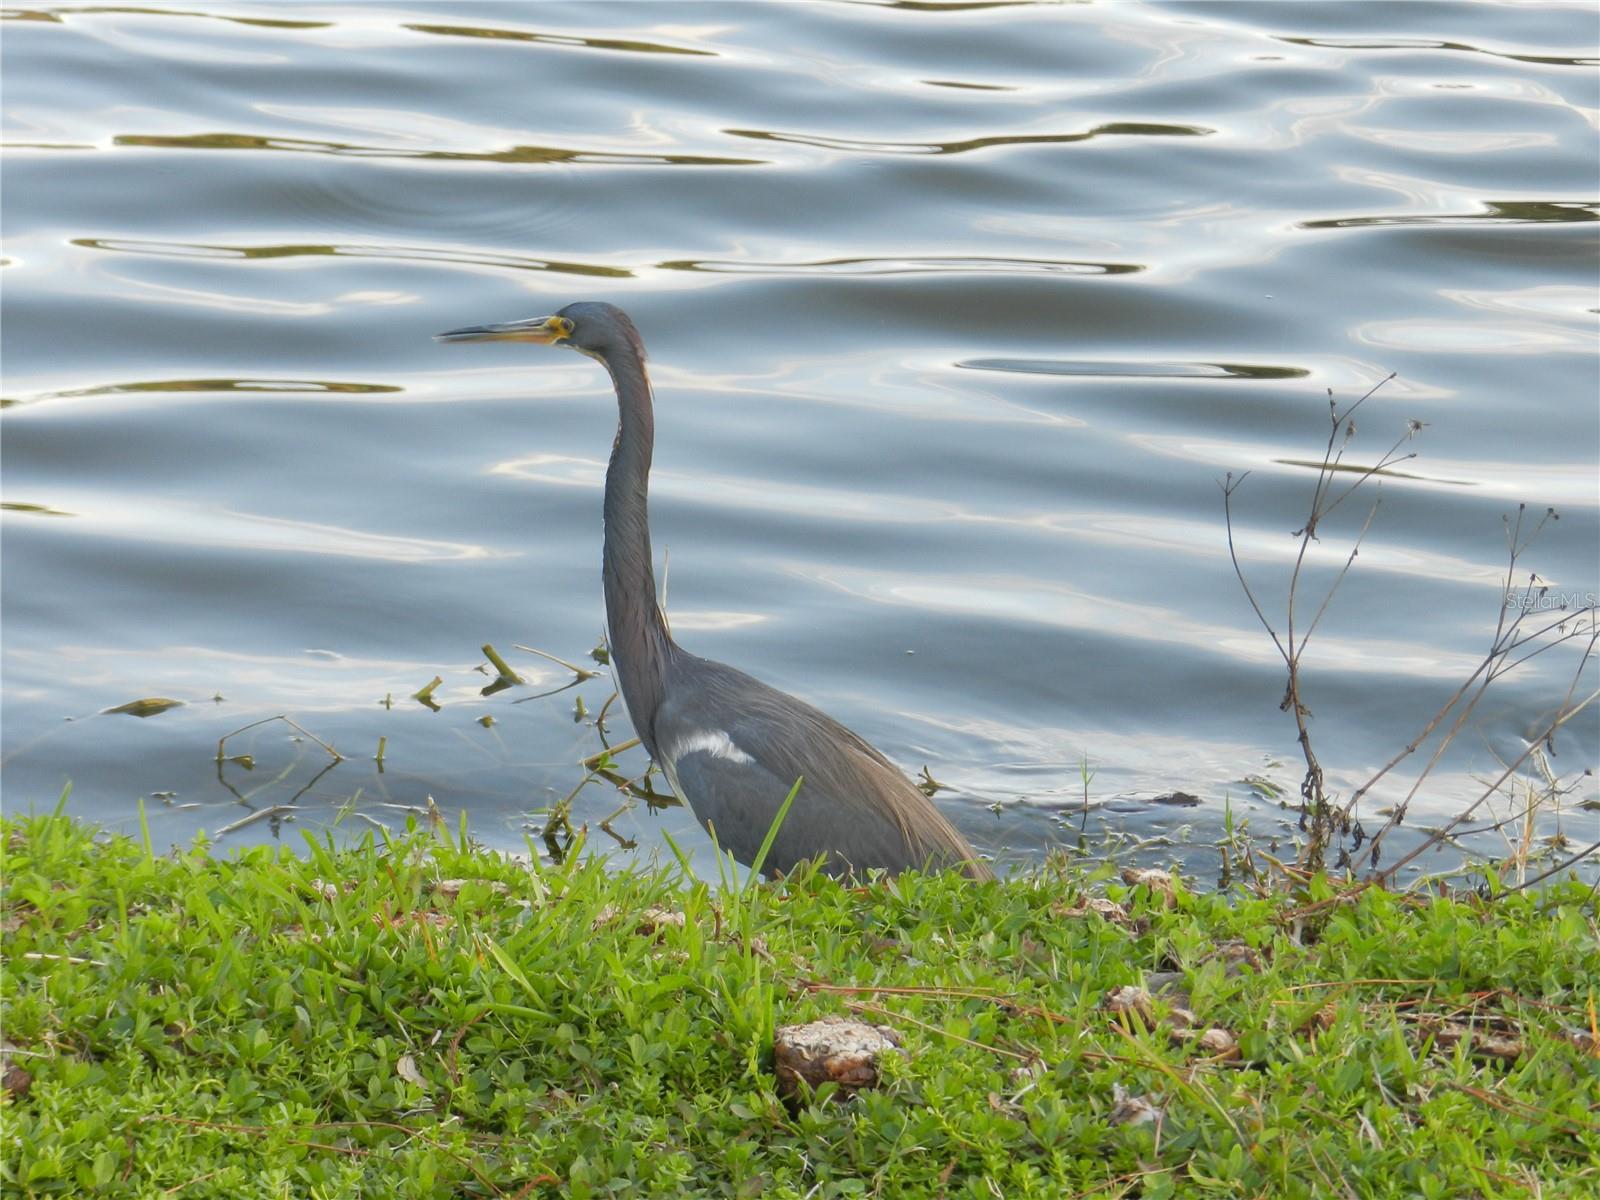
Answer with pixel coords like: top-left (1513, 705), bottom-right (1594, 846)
top-left (2, 501), bottom-right (74, 517)
top-left (402, 20), bottom-right (716, 58)
top-left (958, 359), bottom-right (1310, 381)
top-left (73, 236), bottom-right (634, 278)
top-left (2, 7), bottom-right (330, 30)
top-left (7, 377), bottom-right (402, 409)
top-left (110, 131), bottom-right (760, 167)
top-left (1277, 36), bottom-right (1599, 70)
top-left (1302, 200), bottom-right (1598, 229)
top-left (921, 79), bottom-right (1016, 92)
top-left (71, 238), bottom-right (1140, 282)
top-left (724, 121), bottom-right (1212, 156)
top-left (662, 256), bottom-right (1141, 277)
top-left (797, 562), bottom-right (1486, 680)
top-left (840, 1), bottom-right (1063, 12)
top-left (11, 499), bottom-right (508, 563)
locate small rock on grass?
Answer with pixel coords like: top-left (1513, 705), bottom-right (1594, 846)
top-left (1204, 939), bottom-right (1265, 973)
top-left (1164, 1006), bottom-right (1199, 1031)
top-left (772, 1016), bottom-right (902, 1100)
top-left (1423, 1019), bottom-right (1523, 1062)
top-left (1105, 983), bottom-right (1214, 1041)
top-left (1297, 1002), bottom-right (1339, 1033)
top-left (1107, 1085), bottom-right (1162, 1127)
top-left (1143, 969), bottom-right (1188, 996)
top-left (592, 906), bottom-right (686, 937)
top-left (1, 1041), bottom-right (32, 1097)
top-left (1102, 985), bottom-right (1153, 1022)
top-left (1194, 1027), bottom-right (1238, 1056)
top-left (1059, 896), bottom-right (1133, 925)
top-left (1008, 1059), bottom-right (1047, 1088)
top-left (1170, 1025), bottom-right (1240, 1059)
top-left (1119, 868), bottom-right (1177, 907)
top-left (429, 878), bottom-right (511, 902)
top-left (1562, 1026), bottom-right (1598, 1056)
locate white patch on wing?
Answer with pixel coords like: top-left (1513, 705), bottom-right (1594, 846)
top-left (668, 729), bottom-right (756, 767)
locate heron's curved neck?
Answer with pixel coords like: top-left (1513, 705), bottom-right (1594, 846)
top-left (600, 341), bottom-right (673, 756)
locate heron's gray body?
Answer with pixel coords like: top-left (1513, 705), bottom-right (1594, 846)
top-left (440, 301), bottom-right (990, 881)
top-left (651, 652), bottom-right (984, 878)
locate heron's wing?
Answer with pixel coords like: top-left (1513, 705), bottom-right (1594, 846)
top-left (663, 743), bottom-right (820, 875)
top-left (655, 655), bottom-right (988, 879)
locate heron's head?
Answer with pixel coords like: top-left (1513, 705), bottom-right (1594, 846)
top-left (436, 301), bottom-right (643, 363)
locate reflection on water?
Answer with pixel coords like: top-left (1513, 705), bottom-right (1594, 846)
top-left (2, 0), bottom-right (1595, 882)
top-left (723, 121), bottom-right (1213, 155)
top-left (1277, 36), bottom-right (1600, 70)
top-left (73, 237), bottom-right (1149, 280)
top-left (113, 131), bottom-right (763, 167)
top-left (1302, 200), bottom-right (1598, 228)
top-left (1, 501), bottom-right (73, 517)
top-left (797, 560), bottom-right (1491, 680)
top-left (75, 235), bottom-right (638, 278)
top-left (663, 256), bottom-right (1143, 277)
top-left (959, 359), bottom-right (1309, 380)
top-left (402, 21), bottom-right (717, 57)
top-left (12, 376), bottom-right (403, 407)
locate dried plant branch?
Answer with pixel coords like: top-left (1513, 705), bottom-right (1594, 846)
top-left (1373, 625), bottom-right (1597, 883)
top-left (1224, 374), bottom-right (1597, 883)
top-left (1223, 381), bottom-right (1404, 869)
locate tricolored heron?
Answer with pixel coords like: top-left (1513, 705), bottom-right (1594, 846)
top-left (438, 301), bottom-right (990, 881)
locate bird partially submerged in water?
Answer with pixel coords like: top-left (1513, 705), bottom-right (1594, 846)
top-left (439, 301), bottom-right (990, 881)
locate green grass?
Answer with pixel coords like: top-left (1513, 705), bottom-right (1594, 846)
top-left (2, 804), bottom-right (1597, 1199)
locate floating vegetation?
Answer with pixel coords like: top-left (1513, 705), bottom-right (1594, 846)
top-left (198, 716), bottom-right (347, 837)
top-left (1244, 774), bottom-right (1285, 801)
top-left (215, 715), bottom-right (341, 766)
top-left (102, 697), bottom-right (184, 718)
top-left (411, 675), bottom-right (443, 711)
top-left (477, 643), bottom-right (524, 698)
top-left (513, 643), bottom-right (599, 681)
top-left (508, 642), bottom-right (602, 704)
top-left (212, 803), bottom-right (298, 837)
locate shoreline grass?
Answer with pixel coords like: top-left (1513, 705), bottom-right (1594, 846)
top-left (3, 806), bottom-right (1597, 1198)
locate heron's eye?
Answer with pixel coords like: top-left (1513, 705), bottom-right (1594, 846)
top-left (554, 317), bottom-right (575, 338)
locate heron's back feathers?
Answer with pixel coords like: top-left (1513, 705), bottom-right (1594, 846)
top-left (655, 654), bottom-right (991, 880)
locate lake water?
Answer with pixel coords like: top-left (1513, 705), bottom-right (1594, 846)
top-left (4, 1), bottom-right (1596, 883)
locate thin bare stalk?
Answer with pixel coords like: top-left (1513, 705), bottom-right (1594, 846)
top-left (1374, 630), bottom-right (1597, 883)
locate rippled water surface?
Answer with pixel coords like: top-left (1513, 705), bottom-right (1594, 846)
top-left (4, 1), bottom-right (1597, 879)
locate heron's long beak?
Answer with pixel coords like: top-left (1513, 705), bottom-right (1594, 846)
top-left (435, 316), bottom-right (565, 344)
